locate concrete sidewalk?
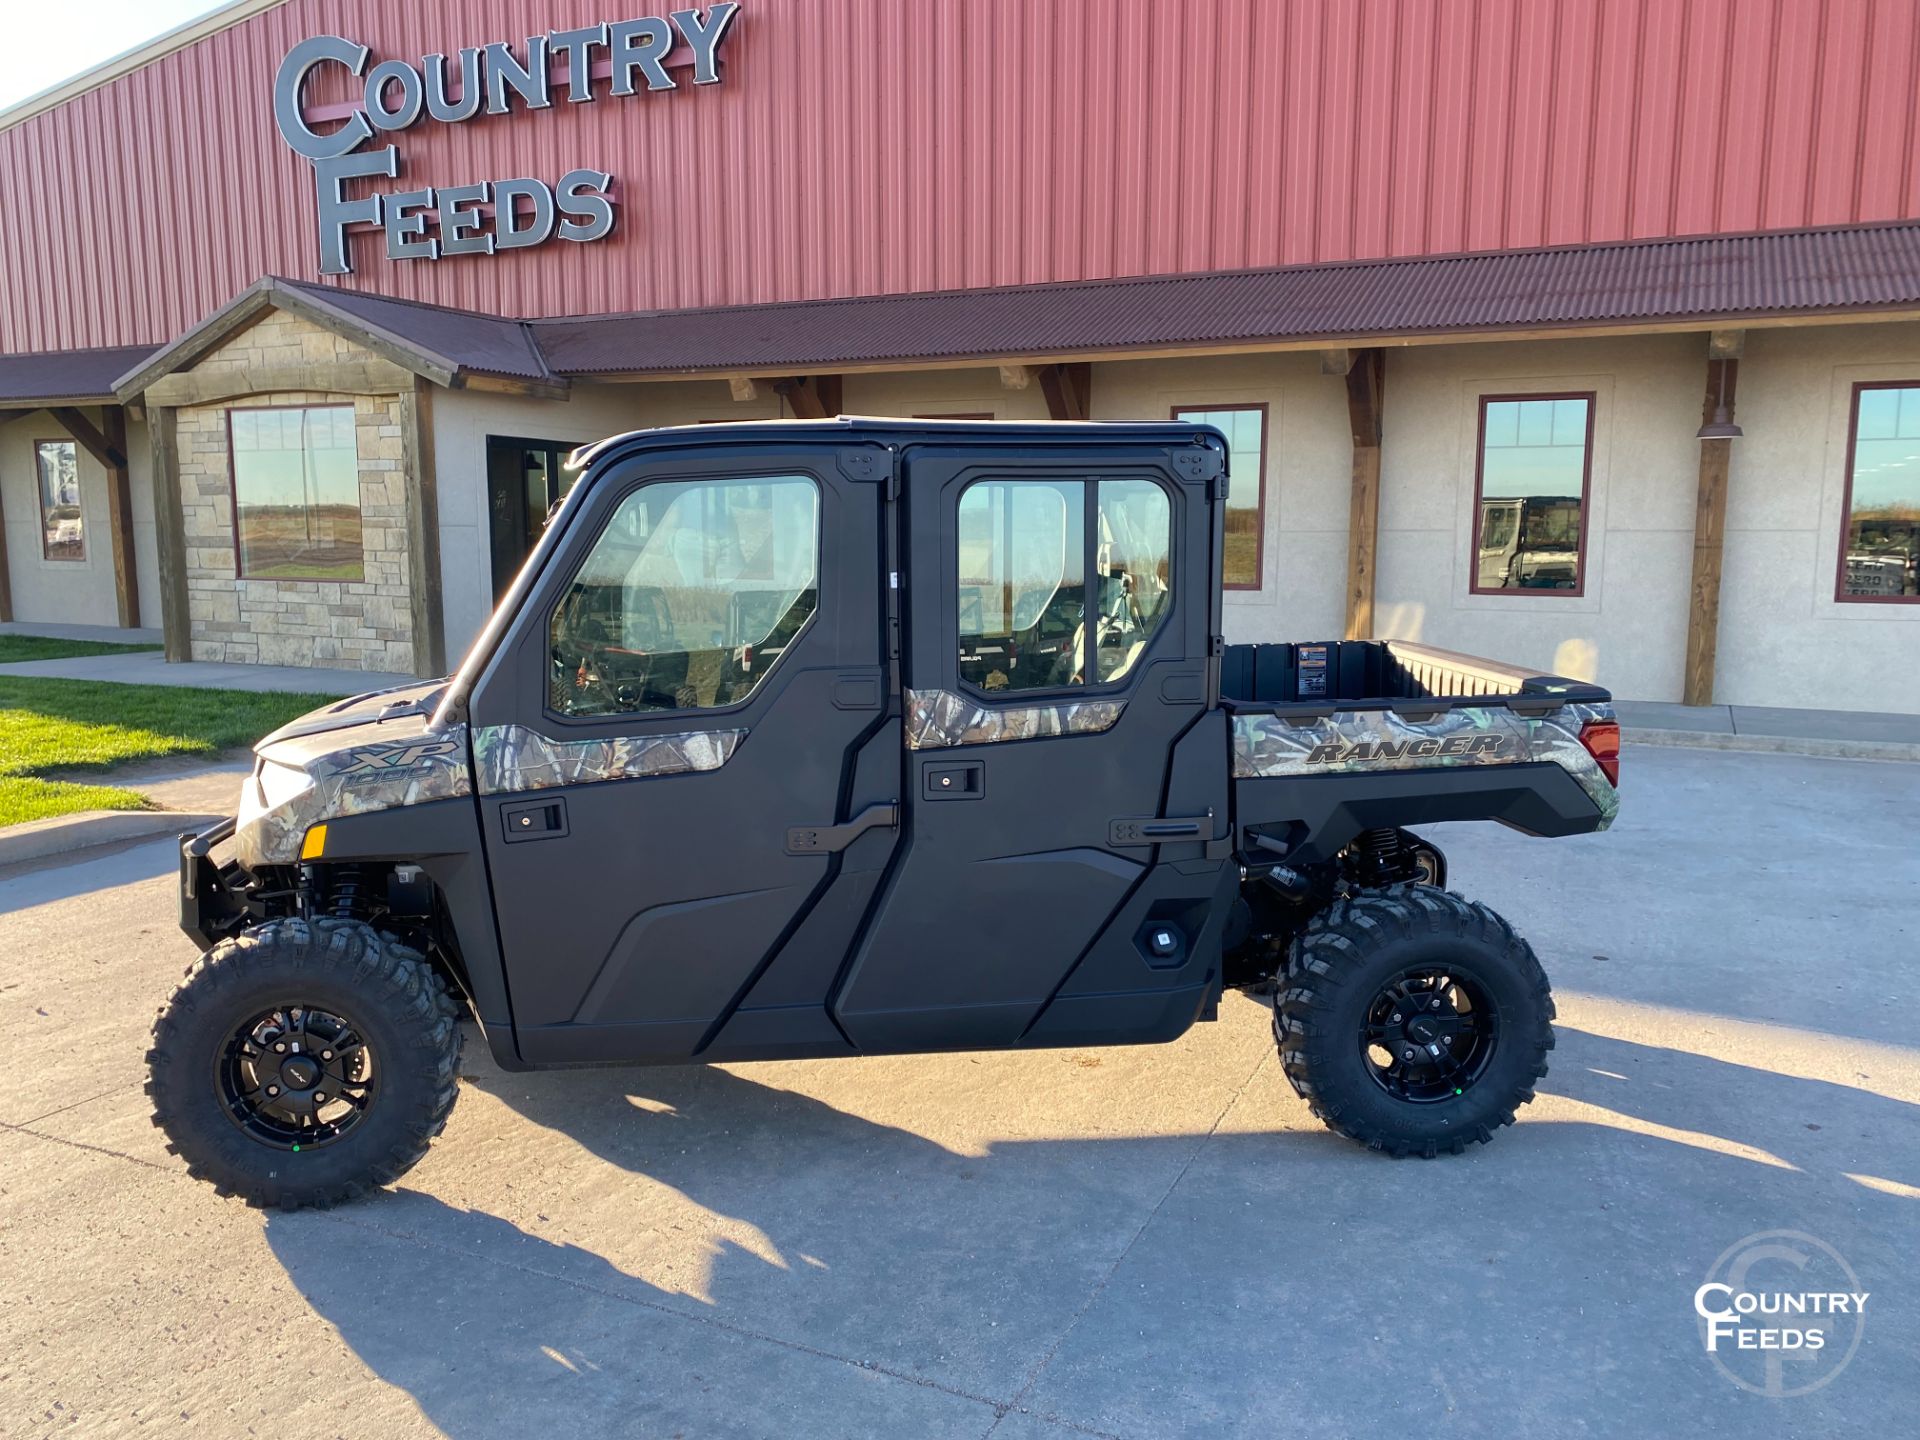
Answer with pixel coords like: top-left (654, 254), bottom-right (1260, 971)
top-left (0, 649), bottom-right (416, 695)
top-left (1615, 699), bottom-right (1920, 761)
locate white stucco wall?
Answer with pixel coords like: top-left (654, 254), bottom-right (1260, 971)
top-left (431, 379), bottom-right (782, 663)
top-left (1093, 352), bottom-right (1353, 644)
top-left (426, 330), bottom-right (1920, 712)
top-left (0, 407), bottom-right (156, 630)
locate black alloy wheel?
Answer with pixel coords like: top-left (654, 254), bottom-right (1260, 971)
top-left (217, 1003), bottom-right (378, 1150)
top-left (1358, 968), bottom-right (1498, 1103)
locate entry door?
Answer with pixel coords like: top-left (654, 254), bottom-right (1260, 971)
top-left (467, 442), bottom-right (895, 1064)
top-left (487, 436), bottom-right (578, 600)
top-left (833, 444), bottom-right (1217, 1052)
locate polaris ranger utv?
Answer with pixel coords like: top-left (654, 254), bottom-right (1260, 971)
top-left (148, 418), bottom-right (1621, 1208)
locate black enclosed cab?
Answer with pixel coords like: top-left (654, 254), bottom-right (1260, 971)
top-left (150, 418), bottom-right (1621, 1208)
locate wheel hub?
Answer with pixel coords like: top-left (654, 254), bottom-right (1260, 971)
top-left (216, 1005), bottom-right (378, 1150)
top-left (1359, 969), bottom-right (1498, 1103)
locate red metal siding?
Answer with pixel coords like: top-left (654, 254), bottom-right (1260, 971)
top-left (5, 0), bottom-right (1920, 354)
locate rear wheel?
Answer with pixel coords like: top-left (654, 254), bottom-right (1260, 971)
top-left (147, 917), bottom-right (462, 1209)
top-left (1274, 884), bottom-right (1553, 1156)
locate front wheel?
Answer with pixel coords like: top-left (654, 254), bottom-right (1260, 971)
top-left (146, 917), bottom-right (462, 1209)
top-left (1274, 884), bottom-right (1554, 1156)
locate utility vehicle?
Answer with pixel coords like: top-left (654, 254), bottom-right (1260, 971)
top-left (148, 418), bottom-right (1621, 1208)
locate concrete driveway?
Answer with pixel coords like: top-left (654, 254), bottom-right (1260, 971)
top-left (2, 746), bottom-right (1916, 1438)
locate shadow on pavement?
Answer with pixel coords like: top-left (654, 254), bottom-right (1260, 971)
top-left (262, 1033), bottom-right (1919, 1439)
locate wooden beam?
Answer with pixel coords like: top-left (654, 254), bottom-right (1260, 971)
top-left (1037, 362), bottom-right (1091, 421)
top-left (998, 364), bottom-right (1033, 390)
top-left (1319, 348), bottom-right (1354, 375)
top-left (145, 359), bottom-right (416, 409)
top-left (773, 375), bottom-right (842, 419)
top-left (1343, 349), bottom-right (1385, 641)
top-left (1684, 358), bottom-right (1739, 706)
top-left (102, 406), bottom-right (139, 629)
top-left (399, 383), bottom-right (447, 677)
top-left (48, 405), bottom-right (127, 470)
top-left (456, 372), bottom-right (570, 401)
top-left (149, 406), bottom-right (192, 663)
top-left (728, 375), bottom-right (759, 403)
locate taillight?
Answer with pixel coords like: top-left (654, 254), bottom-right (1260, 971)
top-left (1579, 719), bottom-right (1621, 787)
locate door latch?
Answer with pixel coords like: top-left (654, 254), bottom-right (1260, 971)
top-left (501, 798), bottom-right (568, 843)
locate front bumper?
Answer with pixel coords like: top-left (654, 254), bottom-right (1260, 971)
top-left (179, 816), bottom-right (244, 952)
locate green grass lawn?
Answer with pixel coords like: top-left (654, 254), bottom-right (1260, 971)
top-left (0, 635), bottom-right (164, 663)
top-left (0, 678), bottom-right (343, 828)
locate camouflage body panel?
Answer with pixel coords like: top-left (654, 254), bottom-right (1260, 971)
top-left (234, 720), bottom-right (473, 868)
top-left (1232, 701), bottom-right (1619, 828)
top-left (472, 724), bottom-right (744, 794)
top-left (905, 687), bottom-right (1124, 750)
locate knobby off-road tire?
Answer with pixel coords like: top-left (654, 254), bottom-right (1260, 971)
top-left (1275, 884), bottom-right (1553, 1157)
top-left (147, 917), bottom-right (462, 1209)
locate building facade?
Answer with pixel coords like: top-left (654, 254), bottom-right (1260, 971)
top-left (1, 0), bottom-right (1917, 712)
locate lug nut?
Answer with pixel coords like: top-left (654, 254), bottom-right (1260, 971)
top-left (274, 1042), bottom-right (286, 1053)
top-left (314, 1093), bottom-right (326, 1104)
top-left (321, 1050), bottom-right (332, 1061)
top-left (1402, 1049), bottom-right (1415, 1061)
top-left (1431, 998), bottom-right (1443, 1009)
top-left (266, 1085), bottom-right (280, 1097)
top-left (1389, 1012), bottom-right (1402, 1023)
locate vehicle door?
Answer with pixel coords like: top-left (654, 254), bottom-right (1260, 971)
top-left (833, 438), bottom-right (1226, 1051)
top-left (466, 439), bottom-right (897, 1064)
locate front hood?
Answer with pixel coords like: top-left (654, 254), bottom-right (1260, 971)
top-left (254, 680), bottom-right (449, 749)
top-left (234, 709), bottom-right (472, 868)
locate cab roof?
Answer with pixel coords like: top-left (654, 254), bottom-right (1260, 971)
top-left (569, 415), bottom-right (1222, 471)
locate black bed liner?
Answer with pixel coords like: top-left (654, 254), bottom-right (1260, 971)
top-left (1220, 639), bottom-right (1609, 718)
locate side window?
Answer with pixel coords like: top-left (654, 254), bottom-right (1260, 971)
top-left (1172, 405), bottom-right (1264, 589)
top-left (957, 480), bottom-right (1085, 692)
top-left (35, 439), bottom-right (84, 561)
top-left (956, 478), bottom-right (1172, 693)
top-left (1095, 480), bottom-right (1172, 682)
top-left (1840, 383), bottom-right (1920, 602)
top-left (551, 475), bottom-right (820, 717)
top-left (1472, 394), bottom-right (1593, 595)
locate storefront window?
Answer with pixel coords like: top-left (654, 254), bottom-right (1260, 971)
top-left (1172, 405), bottom-right (1265, 589)
top-left (1839, 383), bottom-right (1920, 602)
top-left (229, 405), bottom-right (363, 581)
top-left (35, 439), bottom-right (83, 561)
top-left (1472, 394), bottom-right (1593, 595)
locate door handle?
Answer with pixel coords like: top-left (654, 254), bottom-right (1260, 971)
top-left (501, 797), bottom-right (568, 843)
top-left (786, 802), bottom-right (900, 855)
top-left (1109, 812), bottom-right (1223, 850)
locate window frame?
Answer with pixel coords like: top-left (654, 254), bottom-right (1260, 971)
top-left (1468, 390), bottom-right (1596, 599)
top-left (1171, 402), bottom-right (1266, 591)
top-left (1835, 379), bottom-right (1920, 606)
top-left (225, 402), bottom-right (365, 583)
top-left (33, 437), bottom-right (85, 562)
top-left (952, 473), bottom-right (1177, 703)
top-left (542, 470), bottom-right (827, 725)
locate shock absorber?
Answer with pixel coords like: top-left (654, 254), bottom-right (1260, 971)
top-left (1352, 827), bottom-right (1404, 885)
top-left (328, 864), bottom-right (371, 920)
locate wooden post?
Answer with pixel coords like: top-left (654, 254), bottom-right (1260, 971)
top-left (148, 406), bottom-right (193, 663)
top-left (1684, 357), bottom-right (1739, 706)
top-left (1037, 362), bottom-right (1092, 421)
top-left (400, 382), bottom-right (448, 677)
top-left (772, 375), bottom-right (842, 419)
top-left (102, 406), bottom-right (140, 629)
top-left (1343, 349), bottom-right (1385, 640)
